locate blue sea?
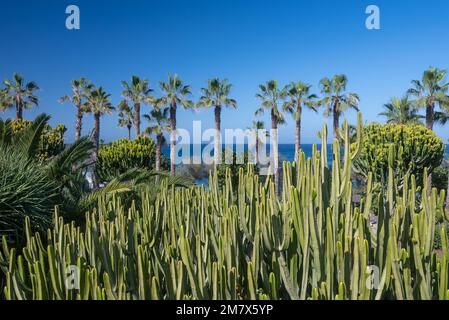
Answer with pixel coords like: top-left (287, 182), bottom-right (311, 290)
top-left (162, 144), bottom-right (449, 165)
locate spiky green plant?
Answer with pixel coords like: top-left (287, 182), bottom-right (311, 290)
top-left (1, 113), bottom-right (449, 300)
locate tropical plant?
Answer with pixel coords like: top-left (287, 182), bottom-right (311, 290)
top-left (117, 100), bottom-right (133, 140)
top-left (2, 73), bottom-right (39, 120)
top-left (10, 118), bottom-right (66, 163)
top-left (3, 114), bottom-right (449, 300)
top-left (379, 97), bottom-right (423, 125)
top-left (159, 74), bottom-right (194, 175)
top-left (197, 78), bottom-right (237, 166)
top-left (407, 67), bottom-right (449, 130)
top-left (84, 87), bottom-right (114, 189)
top-left (282, 81), bottom-right (317, 160)
top-left (59, 78), bottom-right (93, 142)
top-left (144, 107), bottom-right (170, 172)
top-left (318, 74), bottom-right (359, 140)
top-left (255, 80), bottom-right (285, 193)
top-left (0, 114), bottom-right (93, 243)
top-left (96, 136), bottom-right (168, 182)
top-left (121, 76), bottom-right (153, 137)
top-left (352, 123), bottom-right (444, 185)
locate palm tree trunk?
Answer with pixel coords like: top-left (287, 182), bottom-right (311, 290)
top-left (156, 134), bottom-right (162, 172)
top-left (255, 133), bottom-right (259, 165)
top-left (214, 105), bottom-right (221, 167)
top-left (445, 167), bottom-right (449, 213)
top-left (127, 125), bottom-right (131, 140)
top-left (271, 108), bottom-right (279, 194)
top-left (426, 103), bottom-right (434, 130)
top-left (426, 102), bottom-right (435, 193)
top-left (295, 101), bottom-right (302, 161)
top-left (333, 104), bottom-right (340, 141)
top-left (75, 106), bottom-right (83, 142)
top-left (15, 98), bottom-right (22, 120)
top-left (92, 112), bottom-right (101, 190)
top-left (134, 102), bottom-right (141, 137)
top-left (170, 100), bottom-right (176, 176)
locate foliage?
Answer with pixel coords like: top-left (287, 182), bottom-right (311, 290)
top-left (216, 149), bottom-right (258, 190)
top-left (96, 136), bottom-right (168, 182)
top-left (0, 115), bottom-right (67, 244)
top-left (432, 164), bottom-right (449, 192)
top-left (2, 115), bottom-right (449, 300)
top-left (352, 123), bottom-right (444, 184)
top-left (407, 66), bottom-right (449, 128)
top-left (379, 96), bottom-right (423, 125)
top-left (1, 73), bottom-right (39, 119)
top-left (9, 118), bottom-right (66, 162)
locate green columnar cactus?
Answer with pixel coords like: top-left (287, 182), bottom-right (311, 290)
top-left (1, 113), bottom-right (448, 300)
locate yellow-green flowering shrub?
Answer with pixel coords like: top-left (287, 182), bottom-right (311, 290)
top-left (11, 119), bottom-right (66, 162)
top-left (96, 136), bottom-right (168, 182)
top-left (352, 123), bottom-right (444, 184)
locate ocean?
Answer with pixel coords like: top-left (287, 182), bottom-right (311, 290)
top-left (162, 144), bottom-right (449, 164)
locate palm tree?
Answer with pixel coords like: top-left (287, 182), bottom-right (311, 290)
top-left (379, 97), bottom-right (423, 125)
top-left (84, 87), bottom-right (114, 189)
top-left (407, 67), bottom-right (449, 130)
top-left (197, 78), bottom-right (237, 166)
top-left (318, 75), bottom-right (359, 140)
top-left (2, 73), bottom-right (39, 120)
top-left (159, 74), bottom-right (194, 175)
top-left (247, 120), bottom-right (268, 165)
top-left (59, 78), bottom-right (93, 142)
top-left (255, 80), bottom-right (286, 193)
top-left (408, 67), bottom-right (449, 193)
top-left (283, 81), bottom-right (318, 160)
top-left (117, 100), bottom-right (133, 140)
top-left (144, 107), bottom-right (170, 172)
top-left (121, 76), bottom-right (153, 137)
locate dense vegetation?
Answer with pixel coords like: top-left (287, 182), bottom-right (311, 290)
top-left (2, 118), bottom-right (449, 300)
top-left (352, 123), bottom-right (444, 184)
top-left (96, 136), bottom-right (168, 182)
top-left (1, 67), bottom-right (449, 300)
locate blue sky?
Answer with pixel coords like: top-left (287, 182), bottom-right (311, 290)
top-left (1, 0), bottom-right (449, 143)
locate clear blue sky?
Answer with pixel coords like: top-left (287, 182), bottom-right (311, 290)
top-left (1, 0), bottom-right (448, 143)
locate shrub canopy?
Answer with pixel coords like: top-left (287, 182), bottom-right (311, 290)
top-left (352, 123), bottom-right (444, 184)
top-left (96, 136), bottom-right (168, 182)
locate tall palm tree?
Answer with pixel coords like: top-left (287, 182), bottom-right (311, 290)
top-left (318, 75), bottom-right (359, 140)
top-left (84, 87), bottom-right (114, 189)
top-left (408, 67), bottom-right (449, 193)
top-left (59, 78), bottom-right (93, 142)
top-left (379, 97), bottom-right (423, 125)
top-left (159, 74), bottom-right (194, 175)
top-left (144, 107), bottom-right (170, 172)
top-left (2, 73), bottom-right (39, 120)
top-left (197, 78), bottom-right (237, 166)
top-left (247, 120), bottom-right (268, 165)
top-left (117, 100), bottom-right (133, 140)
top-left (255, 80), bottom-right (286, 193)
top-left (121, 76), bottom-right (153, 137)
top-left (407, 67), bottom-right (449, 130)
top-left (283, 81), bottom-right (318, 160)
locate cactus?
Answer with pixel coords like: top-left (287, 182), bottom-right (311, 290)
top-left (1, 112), bottom-right (448, 300)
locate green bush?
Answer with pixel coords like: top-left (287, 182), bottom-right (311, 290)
top-left (11, 119), bottom-right (66, 162)
top-left (217, 149), bottom-right (258, 190)
top-left (352, 123), bottom-right (444, 184)
top-left (96, 136), bottom-right (168, 182)
top-left (432, 164), bottom-right (448, 192)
